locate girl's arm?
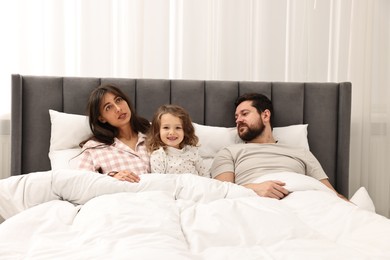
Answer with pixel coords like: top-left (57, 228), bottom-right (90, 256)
top-left (194, 149), bottom-right (210, 178)
top-left (150, 149), bottom-right (167, 174)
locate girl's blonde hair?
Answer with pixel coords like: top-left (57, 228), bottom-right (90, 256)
top-left (146, 104), bottom-right (198, 152)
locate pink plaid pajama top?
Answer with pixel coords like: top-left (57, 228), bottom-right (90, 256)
top-left (77, 133), bottom-right (150, 175)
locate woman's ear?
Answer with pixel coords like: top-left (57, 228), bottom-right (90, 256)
top-left (98, 116), bottom-right (107, 123)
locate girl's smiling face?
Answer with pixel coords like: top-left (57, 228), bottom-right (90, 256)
top-left (159, 113), bottom-right (184, 149)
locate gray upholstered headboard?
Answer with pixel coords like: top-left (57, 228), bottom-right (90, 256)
top-left (11, 74), bottom-right (352, 196)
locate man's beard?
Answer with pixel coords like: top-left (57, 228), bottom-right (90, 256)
top-left (237, 122), bottom-right (265, 142)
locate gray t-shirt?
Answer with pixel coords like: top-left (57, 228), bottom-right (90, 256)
top-left (210, 143), bottom-right (328, 185)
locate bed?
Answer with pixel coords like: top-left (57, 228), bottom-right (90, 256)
top-left (1, 74), bottom-right (389, 259)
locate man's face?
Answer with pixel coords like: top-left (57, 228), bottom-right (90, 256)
top-left (235, 100), bottom-right (265, 142)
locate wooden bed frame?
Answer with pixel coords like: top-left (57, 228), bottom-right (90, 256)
top-left (10, 75), bottom-right (352, 196)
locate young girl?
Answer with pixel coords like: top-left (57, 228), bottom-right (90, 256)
top-left (146, 104), bottom-right (209, 177)
top-left (77, 84), bottom-right (151, 182)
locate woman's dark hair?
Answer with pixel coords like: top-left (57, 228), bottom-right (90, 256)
top-left (234, 93), bottom-right (274, 128)
top-left (80, 84), bottom-right (150, 147)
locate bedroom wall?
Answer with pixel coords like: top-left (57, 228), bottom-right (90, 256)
top-left (0, 118), bottom-right (10, 179)
top-left (0, 1), bottom-right (389, 217)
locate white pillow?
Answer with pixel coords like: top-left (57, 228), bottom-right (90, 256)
top-left (49, 148), bottom-right (82, 170)
top-left (49, 110), bottom-right (92, 170)
top-left (193, 123), bottom-right (240, 158)
top-left (350, 187), bottom-right (376, 213)
top-left (48, 110), bottom-right (310, 170)
top-left (192, 123), bottom-right (309, 175)
top-left (193, 123), bottom-right (309, 159)
top-left (49, 109), bottom-right (92, 152)
top-left (273, 124), bottom-right (309, 150)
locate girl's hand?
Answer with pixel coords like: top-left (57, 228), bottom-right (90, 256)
top-left (112, 170), bottom-right (140, 183)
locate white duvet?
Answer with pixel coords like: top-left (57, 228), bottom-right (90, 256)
top-left (0, 170), bottom-right (389, 260)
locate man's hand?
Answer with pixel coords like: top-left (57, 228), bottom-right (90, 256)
top-left (244, 180), bottom-right (289, 199)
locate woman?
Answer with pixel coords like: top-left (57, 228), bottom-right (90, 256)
top-left (77, 84), bottom-right (151, 182)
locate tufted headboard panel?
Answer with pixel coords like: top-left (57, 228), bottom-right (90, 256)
top-left (11, 75), bottom-right (351, 196)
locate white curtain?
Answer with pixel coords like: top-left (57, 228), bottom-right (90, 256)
top-left (0, 0), bottom-right (389, 217)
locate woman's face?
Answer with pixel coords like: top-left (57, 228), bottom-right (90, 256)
top-left (98, 92), bottom-right (132, 128)
top-left (159, 113), bottom-right (184, 149)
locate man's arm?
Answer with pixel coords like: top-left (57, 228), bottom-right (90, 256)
top-left (214, 172), bottom-right (235, 182)
top-left (214, 172), bottom-right (289, 199)
top-left (320, 179), bottom-right (349, 201)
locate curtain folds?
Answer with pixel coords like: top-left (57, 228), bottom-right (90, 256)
top-left (0, 0), bottom-right (389, 217)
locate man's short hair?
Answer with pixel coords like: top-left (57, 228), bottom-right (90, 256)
top-left (235, 93), bottom-right (274, 127)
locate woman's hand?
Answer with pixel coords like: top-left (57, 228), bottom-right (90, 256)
top-left (111, 170), bottom-right (140, 183)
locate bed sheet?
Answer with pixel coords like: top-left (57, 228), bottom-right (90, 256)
top-left (0, 170), bottom-right (389, 260)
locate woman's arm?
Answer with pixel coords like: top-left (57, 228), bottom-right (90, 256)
top-left (77, 149), bottom-right (98, 172)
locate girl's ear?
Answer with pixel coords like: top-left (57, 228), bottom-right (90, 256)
top-left (98, 116), bottom-right (107, 123)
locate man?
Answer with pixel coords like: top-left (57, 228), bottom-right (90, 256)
top-left (210, 93), bottom-right (346, 200)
